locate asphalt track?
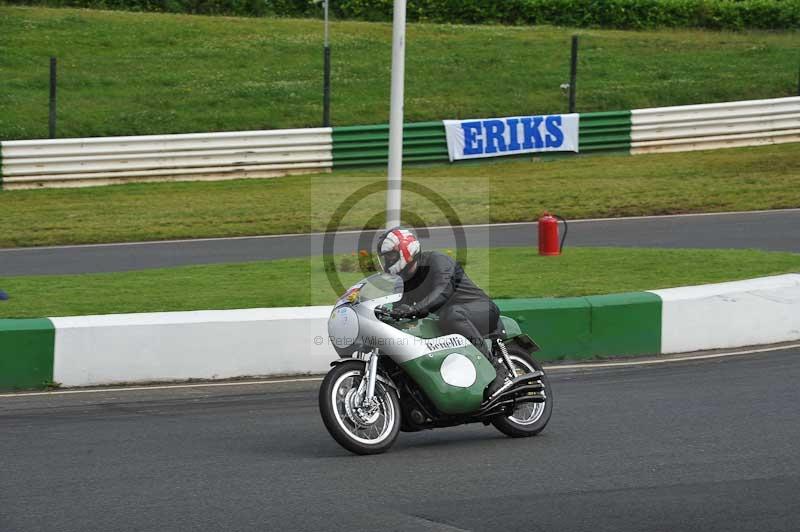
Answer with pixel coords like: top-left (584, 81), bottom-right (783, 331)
top-left (1, 209), bottom-right (799, 275)
top-left (2, 349), bottom-right (799, 532)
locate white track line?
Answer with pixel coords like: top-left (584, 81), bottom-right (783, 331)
top-left (0, 377), bottom-right (325, 398)
top-left (2, 208), bottom-right (798, 252)
top-left (1, 343), bottom-right (797, 399)
top-left (550, 343), bottom-right (800, 370)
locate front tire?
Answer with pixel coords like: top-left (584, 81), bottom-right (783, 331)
top-left (319, 360), bottom-right (401, 455)
top-left (491, 346), bottom-right (553, 438)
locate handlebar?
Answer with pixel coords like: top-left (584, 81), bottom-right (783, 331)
top-left (374, 306), bottom-right (399, 322)
top-left (375, 306), bottom-right (418, 322)
top-left (375, 307), bottom-right (415, 322)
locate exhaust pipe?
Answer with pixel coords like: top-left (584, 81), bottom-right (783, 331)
top-left (476, 391), bottom-right (546, 419)
top-left (514, 391), bottom-right (546, 404)
top-left (479, 375), bottom-right (546, 414)
top-left (488, 372), bottom-right (545, 401)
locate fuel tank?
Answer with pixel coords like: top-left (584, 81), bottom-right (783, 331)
top-left (398, 335), bottom-right (496, 415)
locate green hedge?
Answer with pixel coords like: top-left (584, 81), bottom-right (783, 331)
top-left (6, 0), bottom-right (800, 30)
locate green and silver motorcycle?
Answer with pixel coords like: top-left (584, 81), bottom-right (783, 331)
top-left (320, 273), bottom-right (552, 455)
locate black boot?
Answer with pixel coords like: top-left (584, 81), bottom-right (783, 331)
top-left (485, 352), bottom-right (513, 399)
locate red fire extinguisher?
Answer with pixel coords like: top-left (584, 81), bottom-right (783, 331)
top-left (538, 212), bottom-right (568, 256)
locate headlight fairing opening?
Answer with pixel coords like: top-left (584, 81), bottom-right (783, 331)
top-left (328, 305), bottom-right (359, 349)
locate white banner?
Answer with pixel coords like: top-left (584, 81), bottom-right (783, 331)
top-left (443, 114), bottom-right (579, 161)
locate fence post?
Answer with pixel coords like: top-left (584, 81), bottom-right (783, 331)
top-left (49, 57), bottom-right (57, 139)
top-left (322, 0), bottom-right (331, 127)
top-left (568, 35), bottom-right (578, 114)
top-left (323, 46), bottom-right (331, 127)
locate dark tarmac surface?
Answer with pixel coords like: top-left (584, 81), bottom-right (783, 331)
top-left (2, 349), bottom-right (799, 532)
top-left (2, 209), bottom-right (799, 275)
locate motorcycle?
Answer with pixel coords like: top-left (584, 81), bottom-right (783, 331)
top-left (319, 272), bottom-right (552, 455)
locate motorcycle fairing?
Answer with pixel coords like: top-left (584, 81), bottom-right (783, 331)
top-left (395, 315), bottom-right (442, 339)
top-left (399, 339), bottom-right (496, 415)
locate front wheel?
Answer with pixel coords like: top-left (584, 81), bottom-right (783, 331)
top-left (491, 346), bottom-right (553, 438)
top-left (319, 360), bottom-right (401, 455)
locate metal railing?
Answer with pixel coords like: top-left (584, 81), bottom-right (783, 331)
top-left (631, 97), bottom-right (800, 154)
top-left (0, 128), bottom-right (333, 189)
top-left (2, 97), bottom-right (798, 189)
top-left (332, 121), bottom-right (448, 168)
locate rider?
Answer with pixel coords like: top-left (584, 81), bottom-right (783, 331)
top-left (376, 227), bottom-right (510, 395)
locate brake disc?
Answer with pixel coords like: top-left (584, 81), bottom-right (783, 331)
top-left (344, 388), bottom-right (381, 427)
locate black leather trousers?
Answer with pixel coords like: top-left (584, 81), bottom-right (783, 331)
top-left (438, 300), bottom-right (500, 358)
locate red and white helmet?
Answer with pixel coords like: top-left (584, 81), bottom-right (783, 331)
top-left (376, 227), bottom-right (421, 278)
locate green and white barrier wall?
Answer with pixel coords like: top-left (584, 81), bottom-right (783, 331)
top-left (496, 291), bottom-right (661, 361)
top-left (0, 319), bottom-right (55, 390)
top-left (1, 97), bottom-right (797, 189)
top-left (2, 274), bottom-right (798, 391)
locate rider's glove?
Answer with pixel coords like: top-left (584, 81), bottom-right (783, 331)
top-left (390, 304), bottom-right (428, 320)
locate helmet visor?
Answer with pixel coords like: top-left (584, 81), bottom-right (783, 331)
top-left (378, 250), bottom-right (400, 273)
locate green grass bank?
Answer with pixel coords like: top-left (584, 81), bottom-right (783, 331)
top-left (0, 144), bottom-right (798, 248)
top-left (1, 247), bottom-right (799, 318)
top-left (1, 6), bottom-right (798, 140)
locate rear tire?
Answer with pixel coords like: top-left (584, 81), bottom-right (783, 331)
top-left (319, 360), bottom-right (401, 455)
top-left (491, 346), bottom-right (553, 438)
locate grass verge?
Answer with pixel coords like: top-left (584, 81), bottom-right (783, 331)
top-left (1, 247), bottom-right (798, 318)
top-left (0, 144), bottom-right (798, 248)
top-left (1, 6), bottom-right (798, 139)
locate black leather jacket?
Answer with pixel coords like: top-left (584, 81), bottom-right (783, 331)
top-left (399, 251), bottom-right (493, 314)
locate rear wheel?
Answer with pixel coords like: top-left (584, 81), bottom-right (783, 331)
top-left (491, 346), bottom-right (553, 438)
top-left (319, 360), bottom-right (401, 455)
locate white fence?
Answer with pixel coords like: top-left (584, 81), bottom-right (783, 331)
top-left (2, 97), bottom-right (799, 188)
top-left (0, 128), bottom-right (333, 189)
top-left (631, 96), bottom-right (800, 154)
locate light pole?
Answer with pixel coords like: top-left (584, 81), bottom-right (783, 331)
top-left (322, 0), bottom-right (331, 127)
top-left (386, 0), bottom-right (406, 228)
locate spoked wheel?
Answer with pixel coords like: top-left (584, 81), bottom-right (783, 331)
top-left (319, 360), bottom-right (401, 455)
top-left (491, 345), bottom-right (553, 438)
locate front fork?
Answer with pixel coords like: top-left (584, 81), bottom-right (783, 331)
top-left (352, 349), bottom-right (380, 407)
top-left (364, 349), bottom-right (380, 403)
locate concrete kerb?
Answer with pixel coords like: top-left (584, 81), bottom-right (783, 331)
top-left (1, 274), bottom-right (798, 391)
